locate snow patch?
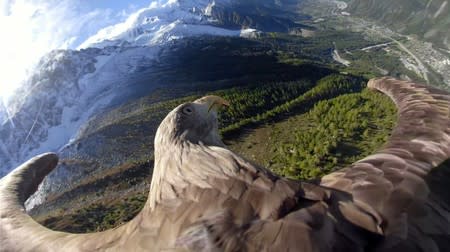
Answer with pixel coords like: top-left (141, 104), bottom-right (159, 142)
top-left (204, 0), bottom-right (216, 16)
top-left (433, 1), bottom-right (448, 18)
top-left (335, 1), bottom-right (348, 10)
top-left (240, 28), bottom-right (260, 38)
top-left (333, 49), bottom-right (351, 66)
top-left (332, 43), bottom-right (351, 66)
top-left (361, 42), bottom-right (393, 51)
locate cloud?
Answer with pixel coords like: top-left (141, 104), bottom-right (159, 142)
top-left (0, 0), bottom-right (118, 103)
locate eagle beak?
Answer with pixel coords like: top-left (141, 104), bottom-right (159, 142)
top-left (208, 96), bottom-right (230, 113)
top-left (195, 95), bottom-right (230, 113)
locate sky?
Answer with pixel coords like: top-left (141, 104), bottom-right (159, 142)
top-left (0, 0), bottom-right (150, 103)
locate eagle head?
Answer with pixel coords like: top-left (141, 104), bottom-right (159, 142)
top-left (155, 95), bottom-right (230, 148)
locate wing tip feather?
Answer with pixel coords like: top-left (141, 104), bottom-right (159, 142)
top-left (1, 152), bottom-right (58, 204)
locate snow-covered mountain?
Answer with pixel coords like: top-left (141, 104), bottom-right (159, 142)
top-left (0, 0), bottom-right (260, 178)
top-left (78, 0), bottom-right (258, 49)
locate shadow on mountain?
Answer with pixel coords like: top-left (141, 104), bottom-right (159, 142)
top-left (109, 37), bottom-right (335, 107)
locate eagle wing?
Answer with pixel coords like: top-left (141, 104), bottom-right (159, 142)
top-left (321, 77), bottom-right (450, 250)
top-left (177, 77), bottom-right (450, 251)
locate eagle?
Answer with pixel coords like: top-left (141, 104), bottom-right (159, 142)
top-left (0, 77), bottom-right (449, 251)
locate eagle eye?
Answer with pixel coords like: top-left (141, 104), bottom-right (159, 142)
top-left (182, 106), bottom-right (194, 115)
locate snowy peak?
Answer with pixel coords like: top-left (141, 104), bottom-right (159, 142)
top-left (78, 0), bottom-right (242, 49)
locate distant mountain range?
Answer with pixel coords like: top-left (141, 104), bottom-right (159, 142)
top-left (345, 0), bottom-right (450, 48)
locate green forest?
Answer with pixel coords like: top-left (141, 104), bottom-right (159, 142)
top-left (270, 88), bottom-right (396, 179)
